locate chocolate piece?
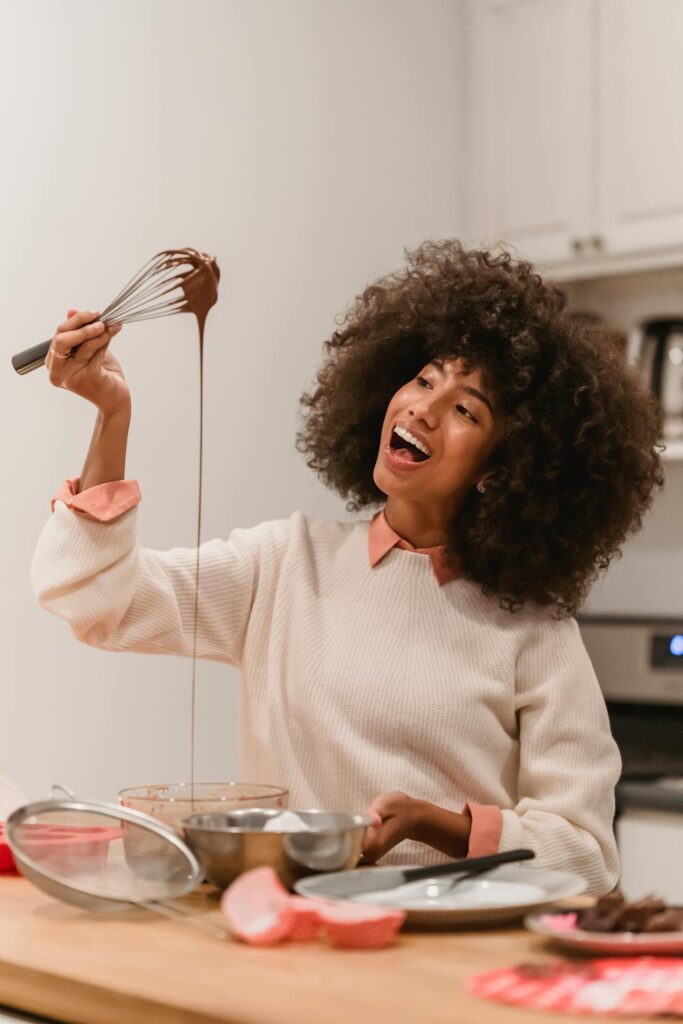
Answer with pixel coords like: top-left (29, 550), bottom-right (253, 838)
top-left (578, 890), bottom-right (683, 934)
top-left (616, 896), bottom-right (667, 933)
top-left (578, 891), bottom-right (625, 932)
top-left (595, 891), bottom-right (626, 913)
top-left (642, 908), bottom-right (683, 933)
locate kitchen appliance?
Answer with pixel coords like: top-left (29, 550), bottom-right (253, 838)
top-left (578, 614), bottom-right (683, 902)
top-left (628, 317), bottom-right (683, 440)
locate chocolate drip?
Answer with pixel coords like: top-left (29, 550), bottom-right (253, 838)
top-left (153, 249), bottom-right (220, 805)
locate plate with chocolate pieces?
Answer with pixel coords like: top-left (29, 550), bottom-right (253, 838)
top-left (525, 890), bottom-right (683, 954)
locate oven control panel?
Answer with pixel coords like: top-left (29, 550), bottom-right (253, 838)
top-left (578, 616), bottom-right (683, 705)
top-left (651, 633), bottom-right (683, 668)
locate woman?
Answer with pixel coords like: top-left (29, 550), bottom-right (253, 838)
top-left (31, 242), bottom-right (663, 894)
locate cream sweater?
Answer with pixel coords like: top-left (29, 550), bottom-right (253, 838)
top-left (31, 502), bottom-right (621, 894)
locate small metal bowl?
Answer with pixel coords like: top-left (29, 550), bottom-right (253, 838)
top-left (182, 808), bottom-right (374, 890)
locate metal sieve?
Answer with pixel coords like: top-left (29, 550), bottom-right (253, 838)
top-left (6, 786), bottom-right (228, 939)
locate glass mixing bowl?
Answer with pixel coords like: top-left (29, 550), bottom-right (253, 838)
top-left (118, 783), bottom-right (289, 831)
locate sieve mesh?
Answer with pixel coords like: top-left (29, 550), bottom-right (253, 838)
top-left (8, 804), bottom-right (200, 904)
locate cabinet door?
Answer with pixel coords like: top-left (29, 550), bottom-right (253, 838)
top-left (466, 0), bottom-right (593, 265)
top-left (597, 0), bottom-right (683, 255)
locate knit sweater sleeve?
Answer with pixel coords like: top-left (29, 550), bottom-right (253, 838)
top-left (30, 500), bottom-right (280, 666)
top-left (498, 615), bottom-right (621, 896)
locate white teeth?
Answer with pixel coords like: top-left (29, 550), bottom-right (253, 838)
top-left (394, 425), bottom-right (431, 456)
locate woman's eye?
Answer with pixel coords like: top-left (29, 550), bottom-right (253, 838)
top-left (456, 404), bottom-right (477, 422)
top-left (416, 375), bottom-right (431, 388)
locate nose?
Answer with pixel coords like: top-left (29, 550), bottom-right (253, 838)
top-left (409, 390), bottom-right (440, 429)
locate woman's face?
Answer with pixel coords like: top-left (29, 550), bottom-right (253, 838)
top-left (373, 357), bottom-right (500, 515)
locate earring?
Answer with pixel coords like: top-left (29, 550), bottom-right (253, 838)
top-left (476, 481), bottom-right (486, 494)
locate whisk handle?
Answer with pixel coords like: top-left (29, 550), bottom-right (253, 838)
top-left (11, 339), bottom-right (51, 375)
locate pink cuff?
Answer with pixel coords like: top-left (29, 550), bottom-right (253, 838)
top-left (465, 803), bottom-right (503, 858)
top-left (51, 477), bottom-right (141, 523)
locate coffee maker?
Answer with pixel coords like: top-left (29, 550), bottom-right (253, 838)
top-left (628, 318), bottom-right (683, 440)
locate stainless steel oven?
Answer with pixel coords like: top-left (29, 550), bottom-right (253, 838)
top-left (578, 614), bottom-right (683, 901)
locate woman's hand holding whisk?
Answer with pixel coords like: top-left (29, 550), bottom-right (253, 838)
top-left (47, 309), bottom-right (128, 416)
top-left (47, 309), bottom-right (131, 492)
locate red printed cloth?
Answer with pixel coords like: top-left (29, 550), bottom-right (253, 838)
top-left (469, 957), bottom-right (683, 1017)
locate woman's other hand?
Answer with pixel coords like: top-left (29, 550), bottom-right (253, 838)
top-left (46, 308), bottom-right (129, 416)
top-left (362, 790), bottom-right (473, 863)
top-left (361, 790), bottom-right (423, 864)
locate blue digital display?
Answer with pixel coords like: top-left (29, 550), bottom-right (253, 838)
top-left (670, 634), bottom-right (683, 657)
top-left (651, 633), bottom-right (683, 666)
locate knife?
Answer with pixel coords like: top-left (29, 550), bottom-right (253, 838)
top-left (340, 848), bottom-right (536, 898)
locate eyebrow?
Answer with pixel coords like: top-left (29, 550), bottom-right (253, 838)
top-left (429, 359), bottom-right (494, 416)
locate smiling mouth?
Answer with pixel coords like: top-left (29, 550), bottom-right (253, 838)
top-left (389, 429), bottom-right (431, 462)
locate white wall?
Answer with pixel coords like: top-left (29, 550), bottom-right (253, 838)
top-left (0, 0), bottom-right (466, 801)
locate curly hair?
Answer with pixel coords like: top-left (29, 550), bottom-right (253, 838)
top-left (296, 240), bottom-right (664, 615)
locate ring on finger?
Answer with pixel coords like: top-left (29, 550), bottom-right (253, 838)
top-left (50, 348), bottom-right (72, 360)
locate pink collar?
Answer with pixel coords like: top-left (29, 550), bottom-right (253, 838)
top-left (368, 510), bottom-right (460, 586)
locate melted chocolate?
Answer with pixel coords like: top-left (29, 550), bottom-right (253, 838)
top-left (154, 249), bottom-right (220, 802)
top-left (155, 247), bottom-right (220, 327)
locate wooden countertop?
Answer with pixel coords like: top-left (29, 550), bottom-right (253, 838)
top-left (0, 878), bottom-right (654, 1024)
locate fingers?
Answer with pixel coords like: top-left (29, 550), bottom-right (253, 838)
top-left (56, 309), bottom-right (100, 334)
top-left (53, 320), bottom-right (105, 354)
top-left (69, 323), bottom-right (121, 364)
top-left (361, 816), bottom-right (406, 864)
top-left (46, 323), bottom-right (120, 386)
top-left (361, 792), bottom-right (417, 864)
top-left (367, 791), bottom-right (406, 819)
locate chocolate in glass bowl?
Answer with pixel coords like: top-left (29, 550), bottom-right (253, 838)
top-left (118, 783), bottom-right (288, 832)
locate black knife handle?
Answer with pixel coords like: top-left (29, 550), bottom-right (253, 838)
top-left (402, 847), bottom-right (535, 884)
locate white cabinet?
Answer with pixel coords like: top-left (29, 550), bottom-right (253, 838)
top-left (466, 0), bottom-right (683, 276)
top-left (467, 0), bottom-right (593, 266)
top-left (597, 0), bottom-right (683, 257)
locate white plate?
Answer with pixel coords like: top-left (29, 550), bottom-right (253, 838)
top-left (294, 863), bottom-right (586, 926)
top-left (525, 911), bottom-right (683, 955)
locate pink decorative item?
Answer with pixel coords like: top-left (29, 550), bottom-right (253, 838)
top-left (313, 900), bottom-right (406, 949)
top-left (288, 897), bottom-right (323, 941)
top-left (221, 867), bottom-right (294, 947)
top-left (221, 867), bottom-right (406, 949)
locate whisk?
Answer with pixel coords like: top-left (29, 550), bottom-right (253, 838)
top-left (11, 248), bottom-right (220, 375)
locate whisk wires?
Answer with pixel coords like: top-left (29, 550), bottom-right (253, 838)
top-left (100, 252), bottom-right (193, 327)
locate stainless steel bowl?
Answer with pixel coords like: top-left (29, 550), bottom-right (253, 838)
top-left (181, 808), bottom-right (374, 890)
